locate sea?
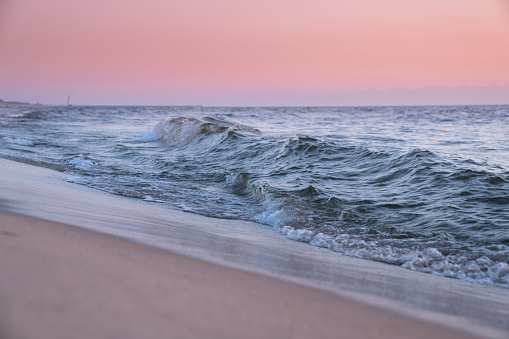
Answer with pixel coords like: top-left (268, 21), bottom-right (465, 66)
top-left (1, 105), bottom-right (508, 288)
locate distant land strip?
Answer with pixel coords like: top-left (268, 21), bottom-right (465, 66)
top-left (0, 99), bottom-right (46, 108)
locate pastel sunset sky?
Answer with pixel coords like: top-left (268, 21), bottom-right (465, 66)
top-left (1, 0), bottom-right (508, 106)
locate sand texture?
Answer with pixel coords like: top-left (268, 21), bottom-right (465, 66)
top-left (0, 210), bottom-right (482, 339)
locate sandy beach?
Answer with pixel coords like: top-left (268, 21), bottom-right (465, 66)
top-left (1, 158), bottom-right (508, 338)
top-left (1, 208), bottom-right (482, 339)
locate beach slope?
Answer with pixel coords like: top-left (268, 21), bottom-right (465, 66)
top-left (0, 209), bottom-right (480, 339)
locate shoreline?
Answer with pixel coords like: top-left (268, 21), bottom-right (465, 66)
top-left (0, 209), bottom-right (480, 339)
top-left (1, 158), bottom-right (509, 338)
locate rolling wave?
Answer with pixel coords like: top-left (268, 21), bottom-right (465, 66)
top-left (1, 105), bottom-right (508, 287)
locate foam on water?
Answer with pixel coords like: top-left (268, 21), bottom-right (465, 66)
top-left (69, 156), bottom-right (98, 170)
top-left (1, 136), bottom-right (34, 146)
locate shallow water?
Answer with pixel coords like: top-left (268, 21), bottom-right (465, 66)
top-left (1, 105), bottom-right (508, 287)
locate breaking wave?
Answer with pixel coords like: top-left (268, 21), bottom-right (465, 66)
top-left (133, 116), bottom-right (261, 145)
top-left (121, 115), bottom-right (509, 287)
top-left (2, 105), bottom-right (508, 287)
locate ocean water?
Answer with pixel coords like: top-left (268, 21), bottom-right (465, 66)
top-left (1, 105), bottom-right (508, 287)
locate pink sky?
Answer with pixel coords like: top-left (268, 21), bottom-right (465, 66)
top-left (1, 0), bottom-right (508, 105)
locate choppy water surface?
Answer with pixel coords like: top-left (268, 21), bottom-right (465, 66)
top-left (1, 105), bottom-right (508, 287)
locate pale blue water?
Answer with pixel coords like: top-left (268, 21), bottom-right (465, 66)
top-left (1, 105), bottom-right (508, 287)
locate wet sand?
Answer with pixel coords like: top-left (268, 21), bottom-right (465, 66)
top-left (1, 158), bottom-right (508, 338)
top-left (0, 209), bottom-right (481, 339)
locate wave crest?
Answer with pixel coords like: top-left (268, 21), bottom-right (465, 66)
top-left (133, 116), bottom-right (260, 146)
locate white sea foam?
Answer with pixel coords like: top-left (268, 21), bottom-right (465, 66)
top-left (69, 156), bottom-right (97, 170)
top-left (282, 226), bottom-right (316, 242)
top-left (0, 109), bottom-right (24, 125)
top-left (142, 195), bottom-right (165, 203)
top-left (268, 219), bottom-right (509, 287)
top-left (1, 136), bottom-right (34, 146)
top-left (132, 128), bottom-right (159, 142)
top-left (309, 233), bottom-right (334, 248)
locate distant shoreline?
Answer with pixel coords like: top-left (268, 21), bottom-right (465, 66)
top-left (0, 100), bottom-right (47, 108)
